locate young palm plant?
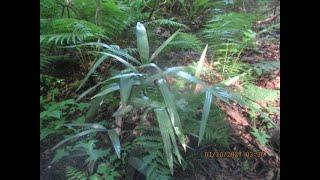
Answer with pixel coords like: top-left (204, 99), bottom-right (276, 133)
top-left (54, 22), bottom-right (245, 178)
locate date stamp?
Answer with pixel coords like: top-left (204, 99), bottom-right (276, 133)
top-left (204, 151), bottom-right (267, 158)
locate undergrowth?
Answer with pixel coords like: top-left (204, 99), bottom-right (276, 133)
top-left (40, 0), bottom-right (279, 179)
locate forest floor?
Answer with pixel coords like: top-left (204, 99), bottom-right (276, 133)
top-left (40, 17), bottom-right (280, 180)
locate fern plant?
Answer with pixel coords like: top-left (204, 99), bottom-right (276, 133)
top-left (40, 18), bottom-right (105, 46)
top-left (66, 166), bottom-right (87, 180)
top-left (128, 124), bottom-right (179, 179)
top-left (166, 32), bottom-right (204, 53)
top-left (200, 12), bottom-right (257, 57)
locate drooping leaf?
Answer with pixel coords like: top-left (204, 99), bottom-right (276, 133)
top-left (85, 96), bottom-right (104, 122)
top-left (112, 105), bottom-right (133, 117)
top-left (98, 52), bottom-right (137, 71)
top-left (120, 77), bottom-right (134, 106)
top-left (51, 149), bottom-right (69, 163)
top-left (198, 90), bottom-right (213, 146)
top-left (92, 83), bottom-right (120, 99)
top-left (131, 97), bottom-right (165, 109)
top-left (51, 128), bottom-right (106, 151)
top-left (154, 108), bottom-right (174, 175)
top-left (48, 110), bottom-right (61, 119)
top-left (64, 123), bottom-right (106, 129)
top-left (76, 83), bottom-right (101, 101)
top-left (157, 79), bottom-right (186, 151)
top-left (77, 55), bottom-right (108, 91)
top-left (103, 72), bottom-right (144, 83)
top-left (107, 129), bottom-right (121, 158)
top-left (220, 73), bottom-right (246, 86)
top-left (74, 42), bottom-right (140, 65)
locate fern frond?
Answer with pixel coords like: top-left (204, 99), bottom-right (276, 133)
top-left (66, 166), bottom-right (87, 180)
top-left (167, 32), bottom-right (203, 52)
top-left (200, 12), bottom-right (257, 56)
top-left (131, 123), bottom-right (184, 180)
top-left (73, 0), bottom-right (130, 38)
top-left (40, 18), bottom-right (105, 45)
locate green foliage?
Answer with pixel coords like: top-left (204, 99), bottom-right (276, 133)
top-left (130, 125), bottom-right (179, 179)
top-left (136, 22), bottom-right (150, 63)
top-left (66, 163), bottom-right (120, 180)
top-left (91, 163), bottom-right (120, 179)
top-left (51, 124), bottom-right (121, 165)
top-left (73, 0), bottom-right (130, 38)
top-left (215, 60), bottom-right (255, 85)
top-left (40, 18), bottom-right (105, 45)
top-left (167, 32), bottom-right (203, 52)
top-left (241, 84), bottom-right (279, 102)
top-left (40, 18), bottom-right (104, 71)
top-left (40, 99), bottom-right (89, 141)
top-left (40, 0), bottom-right (279, 178)
top-left (66, 166), bottom-right (87, 180)
top-left (252, 61), bottom-right (280, 76)
top-left (74, 24), bottom-right (243, 178)
top-left (251, 128), bottom-right (270, 146)
top-left (40, 0), bottom-right (62, 18)
top-left (175, 90), bottom-right (229, 147)
top-left (149, 29), bottom-right (181, 62)
top-left (40, 74), bottom-right (64, 96)
top-left (241, 160), bottom-right (250, 172)
top-left (201, 12), bottom-right (257, 57)
top-left (175, 0), bottom-right (217, 23)
top-left (154, 108), bottom-right (182, 174)
top-left (55, 138), bottom-right (120, 175)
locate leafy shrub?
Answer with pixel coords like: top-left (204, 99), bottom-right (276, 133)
top-left (70, 22), bottom-right (246, 178)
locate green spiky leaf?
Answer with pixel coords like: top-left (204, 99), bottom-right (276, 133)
top-left (136, 22), bottom-right (150, 64)
top-left (107, 129), bottom-right (121, 158)
top-left (198, 90), bottom-right (213, 146)
top-left (92, 83), bottom-right (120, 99)
top-left (195, 44), bottom-right (208, 78)
top-left (154, 108), bottom-right (174, 174)
top-left (157, 79), bottom-right (186, 151)
top-left (150, 30), bottom-right (180, 62)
